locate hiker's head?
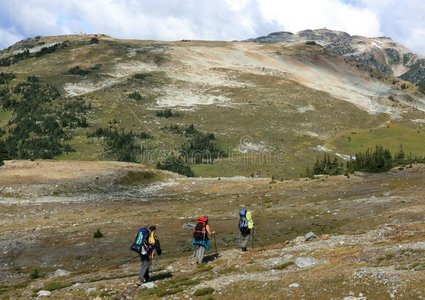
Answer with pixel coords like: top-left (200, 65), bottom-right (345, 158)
top-left (149, 225), bottom-right (156, 232)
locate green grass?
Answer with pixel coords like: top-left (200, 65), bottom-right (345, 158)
top-left (272, 261), bottom-right (294, 270)
top-left (38, 281), bottom-right (72, 292)
top-left (331, 123), bottom-right (425, 157)
top-left (193, 287), bottom-right (215, 296)
top-left (137, 275), bottom-right (200, 298)
top-left (55, 133), bottom-right (103, 160)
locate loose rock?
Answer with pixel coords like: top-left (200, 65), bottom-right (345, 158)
top-left (37, 290), bottom-right (51, 297)
top-left (304, 231), bottom-right (317, 241)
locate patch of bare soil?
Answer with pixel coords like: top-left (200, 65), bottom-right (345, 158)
top-left (0, 161), bottom-right (424, 299)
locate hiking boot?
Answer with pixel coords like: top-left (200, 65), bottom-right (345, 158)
top-left (242, 247), bottom-right (247, 252)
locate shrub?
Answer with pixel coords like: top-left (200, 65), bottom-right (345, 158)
top-left (0, 72), bottom-right (16, 85)
top-left (180, 131), bottom-right (226, 164)
top-left (30, 269), bottom-right (40, 279)
top-left (157, 154), bottom-right (194, 177)
top-left (35, 42), bottom-right (66, 57)
top-left (128, 91), bottom-right (143, 101)
top-left (161, 124), bottom-right (199, 136)
top-left (88, 127), bottom-right (148, 162)
top-left (93, 229), bottom-right (104, 238)
top-left (311, 153), bottom-right (342, 176)
top-left (155, 109), bottom-right (175, 118)
top-left (90, 37), bottom-right (99, 44)
top-left (418, 82), bottom-right (425, 94)
top-left (68, 66), bottom-right (91, 76)
top-left (134, 73), bottom-right (149, 80)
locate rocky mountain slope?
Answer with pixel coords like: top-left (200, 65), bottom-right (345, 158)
top-left (248, 28), bottom-right (425, 84)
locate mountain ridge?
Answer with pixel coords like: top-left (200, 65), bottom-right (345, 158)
top-left (247, 28), bottom-right (425, 84)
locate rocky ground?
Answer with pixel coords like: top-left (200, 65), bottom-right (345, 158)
top-left (1, 160), bottom-right (425, 299)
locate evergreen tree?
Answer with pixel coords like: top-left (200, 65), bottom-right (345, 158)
top-left (0, 140), bottom-right (6, 166)
top-left (157, 154), bottom-right (194, 177)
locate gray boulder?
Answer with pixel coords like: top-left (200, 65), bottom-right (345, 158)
top-left (304, 231), bottom-right (317, 241)
top-left (37, 290), bottom-right (51, 297)
top-left (52, 269), bottom-right (70, 277)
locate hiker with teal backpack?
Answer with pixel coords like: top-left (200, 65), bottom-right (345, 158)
top-left (130, 225), bottom-right (162, 284)
top-left (192, 216), bottom-right (215, 263)
top-left (239, 209), bottom-right (254, 252)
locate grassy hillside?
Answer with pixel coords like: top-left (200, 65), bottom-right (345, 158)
top-left (1, 34), bottom-right (425, 178)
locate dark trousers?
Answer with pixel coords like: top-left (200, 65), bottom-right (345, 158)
top-left (139, 255), bottom-right (152, 282)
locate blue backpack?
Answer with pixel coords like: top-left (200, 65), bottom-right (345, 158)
top-left (130, 228), bottom-right (151, 255)
top-left (239, 209), bottom-right (250, 234)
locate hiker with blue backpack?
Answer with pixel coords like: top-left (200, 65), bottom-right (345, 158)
top-left (130, 225), bottom-right (162, 284)
top-left (239, 209), bottom-right (254, 252)
top-left (192, 216), bottom-right (215, 264)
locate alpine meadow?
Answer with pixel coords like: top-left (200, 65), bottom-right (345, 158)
top-left (1, 28), bottom-right (425, 299)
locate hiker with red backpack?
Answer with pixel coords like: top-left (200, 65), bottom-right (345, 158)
top-left (192, 216), bottom-right (215, 264)
top-left (239, 209), bottom-right (254, 252)
top-left (130, 225), bottom-right (162, 284)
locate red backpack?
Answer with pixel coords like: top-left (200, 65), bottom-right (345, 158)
top-left (193, 216), bottom-right (208, 240)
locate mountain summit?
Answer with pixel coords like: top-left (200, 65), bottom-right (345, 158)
top-left (248, 28), bottom-right (425, 85)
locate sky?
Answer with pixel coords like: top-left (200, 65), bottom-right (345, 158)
top-left (1, 0), bottom-right (425, 55)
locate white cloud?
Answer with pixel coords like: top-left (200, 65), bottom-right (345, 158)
top-left (0, 28), bottom-right (24, 49)
top-left (352, 0), bottom-right (425, 54)
top-left (257, 0), bottom-right (381, 37)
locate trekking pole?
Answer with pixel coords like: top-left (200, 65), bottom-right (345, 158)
top-left (117, 255), bottom-right (139, 267)
top-left (252, 227), bottom-right (255, 250)
top-left (213, 233), bottom-right (218, 258)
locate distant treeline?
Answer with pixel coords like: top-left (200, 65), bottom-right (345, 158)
top-left (304, 145), bottom-right (425, 178)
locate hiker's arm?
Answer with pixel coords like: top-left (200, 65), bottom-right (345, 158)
top-left (206, 225), bottom-right (215, 235)
top-left (155, 238), bottom-right (162, 255)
